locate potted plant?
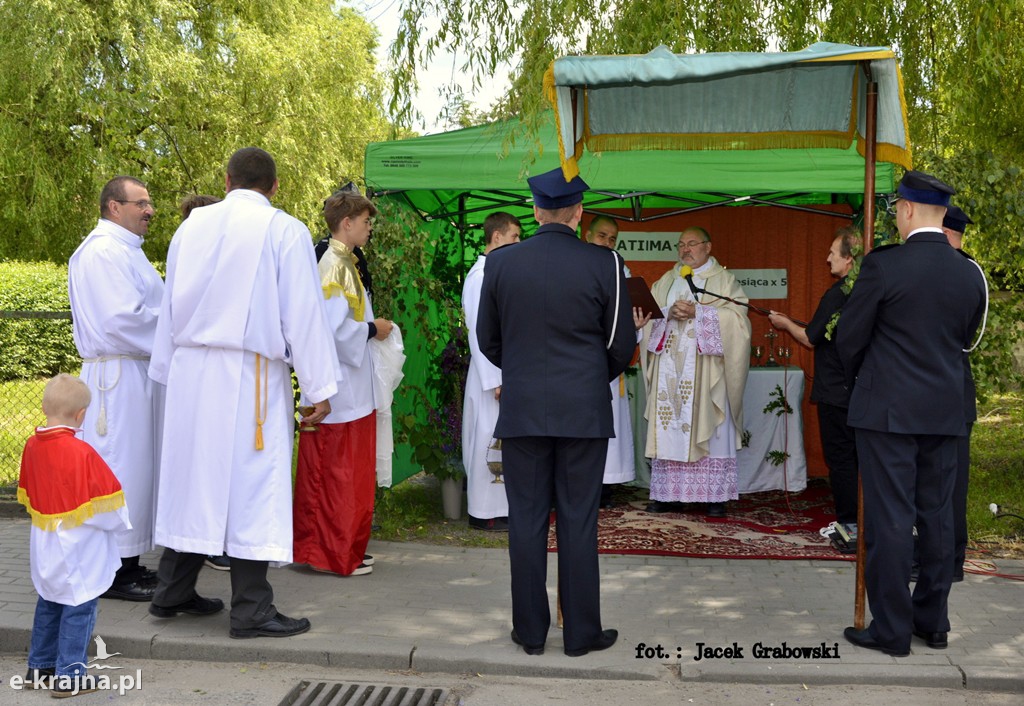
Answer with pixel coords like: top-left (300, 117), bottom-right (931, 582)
top-left (401, 328), bottom-right (470, 518)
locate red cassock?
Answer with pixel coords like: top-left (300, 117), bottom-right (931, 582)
top-left (293, 412), bottom-right (376, 575)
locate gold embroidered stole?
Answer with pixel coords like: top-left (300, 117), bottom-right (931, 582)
top-left (321, 239), bottom-right (366, 321)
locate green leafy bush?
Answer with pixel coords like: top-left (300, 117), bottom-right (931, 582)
top-left (0, 261), bottom-right (76, 381)
top-left (971, 293), bottom-right (1024, 402)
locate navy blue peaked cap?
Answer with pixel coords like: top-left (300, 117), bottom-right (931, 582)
top-left (943, 204), bottom-right (974, 233)
top-left (528, 168), bottom-right (589, 209)
top-left (897, 170), bottom-right (955, 207)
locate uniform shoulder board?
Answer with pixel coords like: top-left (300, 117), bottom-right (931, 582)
top-left (957, 248), bottom-right (976, 261)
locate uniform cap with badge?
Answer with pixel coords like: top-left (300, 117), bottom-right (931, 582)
top-left (527, 168), bottom-right (590, 208)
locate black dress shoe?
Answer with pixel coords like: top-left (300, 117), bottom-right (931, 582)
top-left (843, 626), bottom-right (908, 656)
top-left (706, 502), bottom-right (726, 518)
top-left (565, 628), bottom-right (618, 657)
top-left (510, 629), bottom-right (544, 655)
top-left (230, 612), bottom-right (311, 639)
top-left (912, 628), bottom-right (948, 649)
top-left (149, 594), bottom-right (224, 618)
top-left (645, 501), bottom-right (684, 514)
top-left (101, 582), bottom-right (156, 602)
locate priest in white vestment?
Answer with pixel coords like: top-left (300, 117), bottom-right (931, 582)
top-left (148, 148), bottom-right (339, 639)
top-left (641, 227), bottom-right (751, 517)
top-left (462, 212), bottom-right (521, 531)
top-left (68, 175), bottom-right (163, 602)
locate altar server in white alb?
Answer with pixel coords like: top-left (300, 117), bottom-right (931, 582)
top-left (462, 212), bottom-right (521, 531)
top-left (294, 189), bottom-right (394, 576)
top-left (148, 147), bottom-right (339, 639)
top-left (68, 175), bottom-right (164, 602)
top-left (586, 215), bottom-right (647, 507)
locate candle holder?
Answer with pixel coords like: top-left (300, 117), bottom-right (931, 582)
top-left (764, 330), bottom-right (780, 367)
top-left (297, 405), bottom-right (319, 433)
top-left (486, 438), bottom-right (504, 484)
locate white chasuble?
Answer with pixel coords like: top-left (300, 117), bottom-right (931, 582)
top-left (641, 258), bottom-right (751, 503)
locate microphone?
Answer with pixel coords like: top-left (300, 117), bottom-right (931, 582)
top-left (679, 265), bottom-right (700, 298)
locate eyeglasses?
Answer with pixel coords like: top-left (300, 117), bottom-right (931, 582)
top-left (114, 199), bottom-right (155, 210)
top-left (678, 239), bottom-right (709, 249)
top-left (884, 195), bottom-right (902, 217)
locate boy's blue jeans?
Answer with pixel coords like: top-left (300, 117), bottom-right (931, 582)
top-left (28, 595), bottom-right (98, 677)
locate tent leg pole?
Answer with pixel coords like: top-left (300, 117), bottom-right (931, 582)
top-left (855, 71), bottom-right (879, 632)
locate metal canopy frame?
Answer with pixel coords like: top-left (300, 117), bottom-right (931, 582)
top-left (369, 188), bottom-right (859, 229)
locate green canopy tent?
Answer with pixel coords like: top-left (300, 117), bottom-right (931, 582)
top-left (366, 111), bottom-right (897, 231)
top-left (364, 43), bottom-right (909, 488)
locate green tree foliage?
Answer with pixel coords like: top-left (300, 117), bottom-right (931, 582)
top-left (0, 0), bottom-right (390, 263)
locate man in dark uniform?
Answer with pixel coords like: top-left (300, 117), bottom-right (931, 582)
top-left (837, 171), bottom-right (986, 656)
top-left (477, 168), bottom-right (636, 657)
top-left (941, 205), bottom-right (986, 582)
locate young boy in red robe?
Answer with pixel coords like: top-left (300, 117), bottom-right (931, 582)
top-left (17, 374), bottom-right (131, 697)
top-left (294, 191), bottom-right (393, 576)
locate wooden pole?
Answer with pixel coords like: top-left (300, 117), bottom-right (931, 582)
top-left (855, 67), bottom-right (879, 630)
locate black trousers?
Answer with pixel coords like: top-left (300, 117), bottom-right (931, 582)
top-left (817, 402), bottom-right (859, 524)
top-left (503, 436), bottom-right (608, 653)
top-left (856, 428), bottom-right (957, 652)
top-left (952, 424), bottom-right (972, 575)
top-left (152, 548), bottom-right (277, 630)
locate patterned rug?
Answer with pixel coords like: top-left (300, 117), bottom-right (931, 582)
top-left (548, 479), bottom-right (855, 561)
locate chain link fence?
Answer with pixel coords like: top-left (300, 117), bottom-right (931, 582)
top-left (0, 310), bottom-right (77, 486)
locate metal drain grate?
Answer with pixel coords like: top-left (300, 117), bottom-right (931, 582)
top-left (278, 681), bottom-right (451, 706)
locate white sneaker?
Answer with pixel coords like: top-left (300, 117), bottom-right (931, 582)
top-left (349, 563), bottom-right (373, 576)
top-left (362, 554), bottom-right (375, 566)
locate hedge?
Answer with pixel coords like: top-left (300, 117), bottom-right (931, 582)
top-left (0, 261), bottom-right (77, 380)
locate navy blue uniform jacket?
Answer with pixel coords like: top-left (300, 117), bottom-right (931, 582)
top-left (836, 230), bottom-right (985, 436)
top-left (476, 223), bottom-right (637, 439)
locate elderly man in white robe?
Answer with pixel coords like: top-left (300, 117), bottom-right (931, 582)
top-left (68, 175), bottom-right (164, 602)
top-left (147, 147), bottom-right (339, 639)
top-left (462, 212), bottom-right (521, 531)
top-left (641, 227), bottom-right (751, 518)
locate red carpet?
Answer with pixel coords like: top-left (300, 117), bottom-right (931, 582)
top-left (548, 479), bottom-right (854, 561)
